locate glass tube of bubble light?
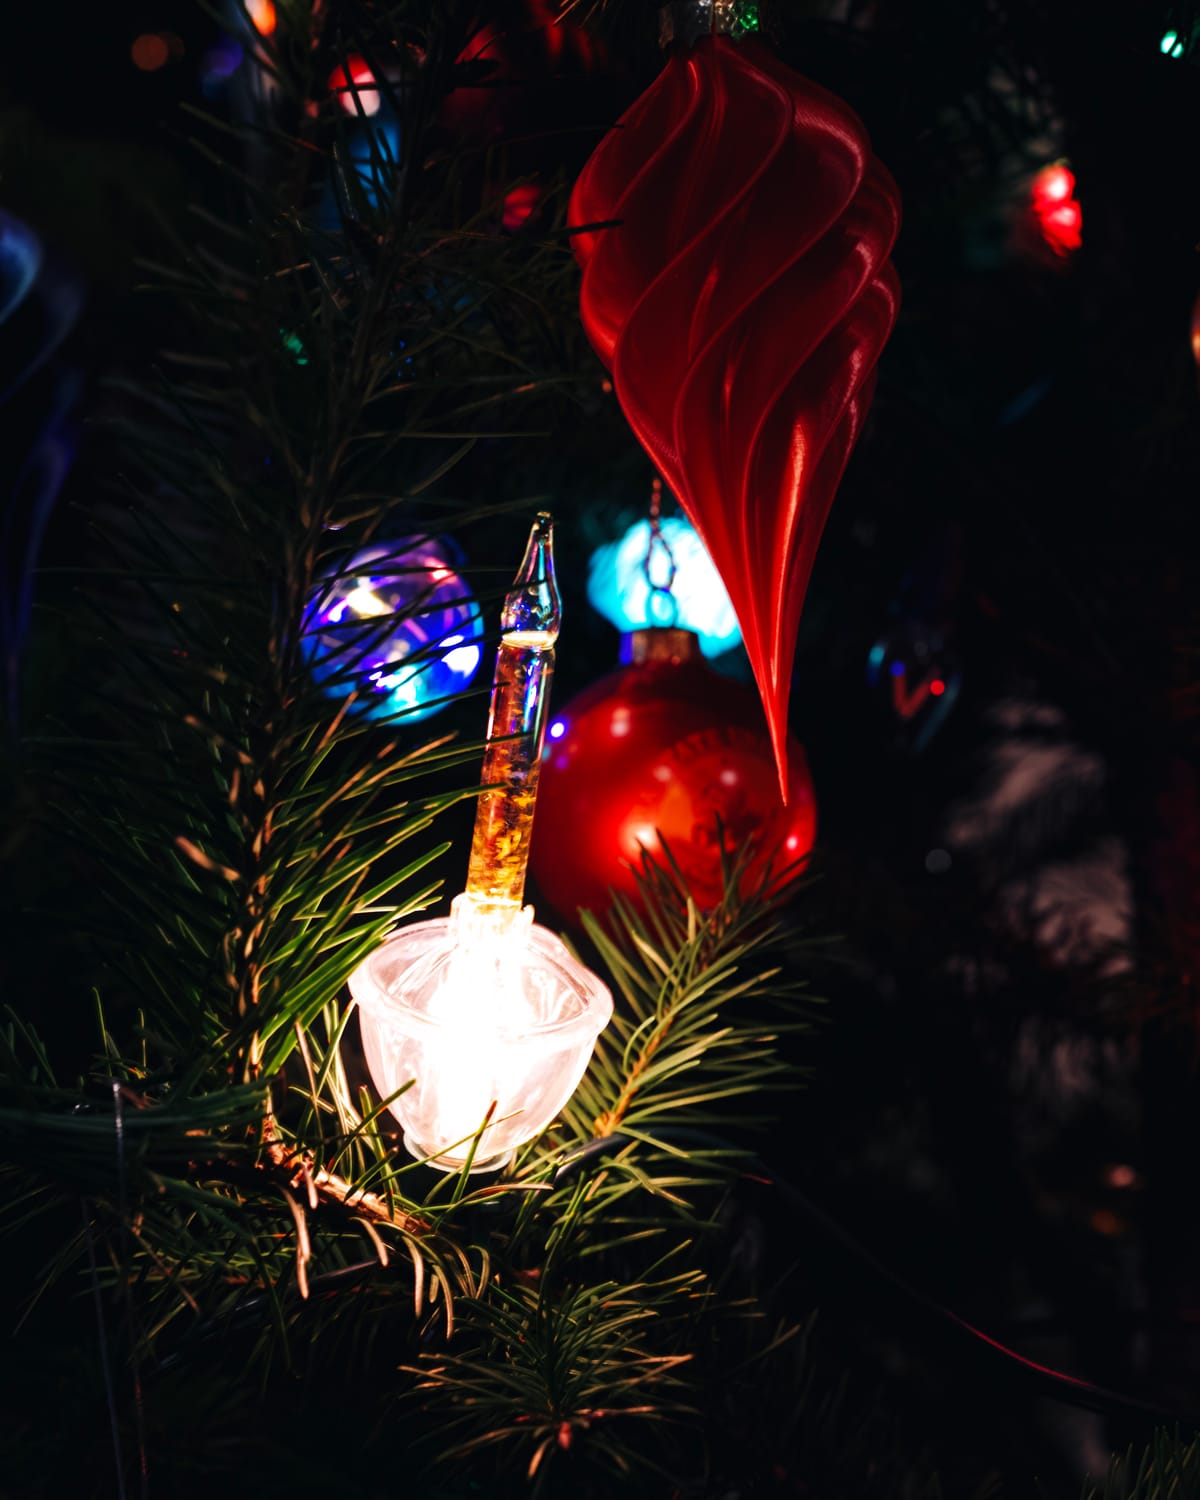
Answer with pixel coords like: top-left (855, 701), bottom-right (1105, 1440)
top-left (461, 510), bottom-right (559, 921)
top-left (348, 513), bottom-right (611, 1172)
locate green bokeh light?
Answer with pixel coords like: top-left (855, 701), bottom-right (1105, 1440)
top-left (281, 328), bottom-right (309, 365)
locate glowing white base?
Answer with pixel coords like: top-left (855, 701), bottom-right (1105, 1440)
top-left (402, 1131), bottom-right (515, 1176)
top-left (349, 895), bottom-right (613, 1174)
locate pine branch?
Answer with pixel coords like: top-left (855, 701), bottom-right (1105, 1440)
top-left (1083, 1430), bottom-right (1200, 1499)
top-left (4, 9), bottom-right (854, 1495)
top-left (4, 0), bottom-right (586, 1376)
top-left (403, 1270), bottom-right (702, 1490)
top-left (563, 847), bottom-right (824, 1148)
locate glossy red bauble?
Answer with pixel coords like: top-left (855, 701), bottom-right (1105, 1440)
top-left (530, 632), bottom-right (816, 924)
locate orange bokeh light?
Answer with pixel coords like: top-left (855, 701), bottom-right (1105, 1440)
top-left (132, 33), bottom-right (170, 71)
top-left (1190, 292), bottom-right (1200, 367)
top-left (246, 0), bottom-right (276, 34)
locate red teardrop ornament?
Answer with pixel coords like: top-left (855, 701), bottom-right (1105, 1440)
top-left (530, 631), bottom-right (816, 925)
top-left (569, 34), bottom-right (900, 797)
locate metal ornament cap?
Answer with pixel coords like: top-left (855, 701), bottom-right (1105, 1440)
top-left (619, 625), bottom-right (703, 665)
top-left (658, 0), bottom-right (778, 47)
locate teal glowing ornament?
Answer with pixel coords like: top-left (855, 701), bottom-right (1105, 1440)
top-left (587, 514), bottom-right (741, 659)
top-left (301, 537), bottom-right (483, 723)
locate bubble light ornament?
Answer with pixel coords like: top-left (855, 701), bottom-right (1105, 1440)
top-left (348, 516), bottom-right (612, 1173)
top-left (569, 0), bottom-right (901, 796)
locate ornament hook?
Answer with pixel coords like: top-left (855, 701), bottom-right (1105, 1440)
top-left (642, 477), bottom-right (679, 628)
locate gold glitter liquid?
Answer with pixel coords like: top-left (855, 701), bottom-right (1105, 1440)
top-left (464, 634), bottom-right (556, 910)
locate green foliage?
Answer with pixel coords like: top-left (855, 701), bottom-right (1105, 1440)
top-left (0, 8), bottom-right (837, 1490)
top-left (569, 850), bottom-right (820, 1144)
top-left (1083, 1430), bottom-right (1200, 1499)
top-left (389, 859), bottom-right (825, 1490)
top-left (405, 1272), bottom-right (701, 1489)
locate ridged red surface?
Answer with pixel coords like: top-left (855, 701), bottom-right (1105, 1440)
top-left (569, 36), bottom-right (901, 797)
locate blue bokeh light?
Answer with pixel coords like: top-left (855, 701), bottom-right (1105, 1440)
top-left (320, 120), bottom-right (402, 226)
top-left (587, 517), bottom-right (741, 658)
top-left (301, 537), bottom-right (483, 723)
top-left (0, 212), bottom-right (43, 328)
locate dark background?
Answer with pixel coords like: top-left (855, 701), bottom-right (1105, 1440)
top-left (5, 0), bottom-right (1200, 1492)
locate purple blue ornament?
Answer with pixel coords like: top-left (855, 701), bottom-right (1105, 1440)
top-left (301, 537), bottom-right (483, 723)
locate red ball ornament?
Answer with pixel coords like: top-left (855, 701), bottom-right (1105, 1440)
top-left (531, 629), bottom-right (816, 924)
top-left (568, 22), bottom-right (900, 798)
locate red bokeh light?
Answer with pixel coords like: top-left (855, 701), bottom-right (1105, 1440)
top-left (132, 33), bottom-right (170, 71)
top-left (1032, 163), bottom-right (1073, 207)
top-left (502, 182), bottom-right (541, 232)
top-left (1031, 163), bottom-right (1082, 257)
top-left (929, 678), bottom-right (946, 697)
top-left (329, 56), bottom-right (380, 116)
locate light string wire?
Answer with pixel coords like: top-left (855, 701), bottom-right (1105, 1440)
top-left (81, 1192), bottom-right (127, 1500)
top-left (161, 1127), bottom-right (1191, 1436)
top-left (550, 1131), bottom-right (1191, 1432)
top-left (82, 1080), bottom-right (150, 1498)
top-left (111, 1078), bottom-right (150, 1499)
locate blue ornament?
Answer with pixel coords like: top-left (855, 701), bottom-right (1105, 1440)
top-left (587, 516), bottom-right (741, 659)
top-left (301, 538), bottom-right (483, 722)
top-left (2, 210), bottom-right (82, 728)
top-left (319, 117), bottom-right (402, 227)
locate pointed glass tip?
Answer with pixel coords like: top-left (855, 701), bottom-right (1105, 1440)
top-left (501, 511), bottom-right (561, 645)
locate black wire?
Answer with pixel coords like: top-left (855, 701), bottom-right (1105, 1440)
top-left (111, 1080), bottom-right (149, 1499)
top-left (82, 1197), bottom-right (128, 1500)
top-left (554, 1130), bottom-right (1194, 1432)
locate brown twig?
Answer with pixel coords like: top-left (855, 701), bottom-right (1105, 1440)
top-left (261, 1124), bottom-right (429, 1237)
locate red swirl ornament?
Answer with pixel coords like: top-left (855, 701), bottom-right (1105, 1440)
top-left (569, 33), bottom-right (900, 797)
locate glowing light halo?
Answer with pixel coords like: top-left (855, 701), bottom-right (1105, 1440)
top-left (587, 516), bottom-right (742, 658)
